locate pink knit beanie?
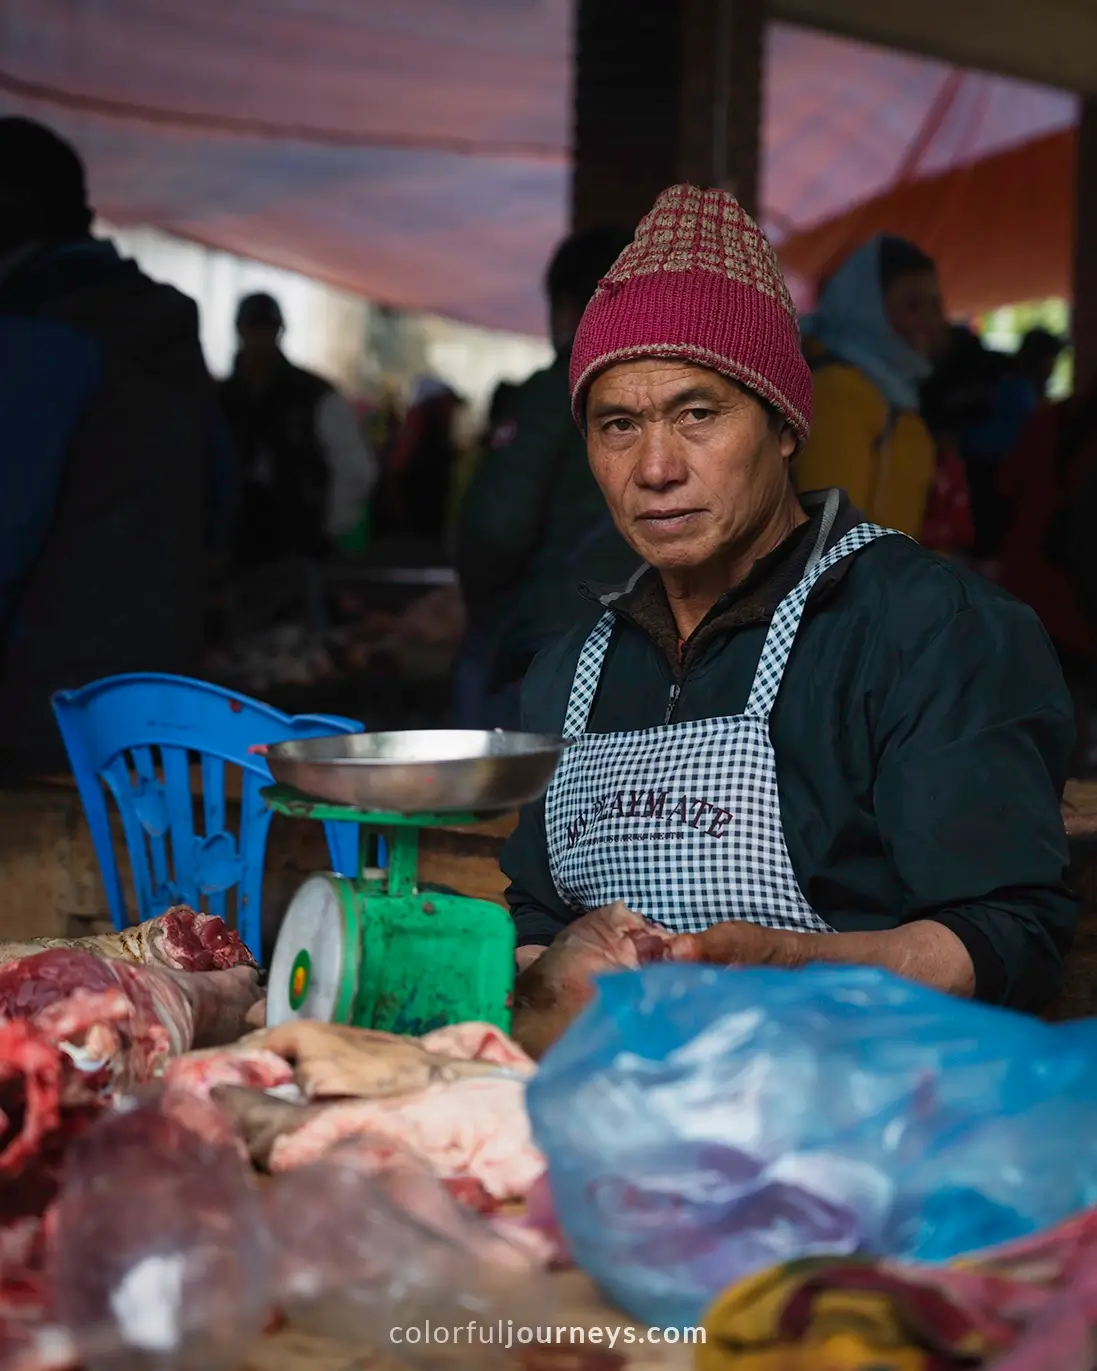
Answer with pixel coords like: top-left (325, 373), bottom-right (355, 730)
top-left (569, 184), bottom-right (811, 442)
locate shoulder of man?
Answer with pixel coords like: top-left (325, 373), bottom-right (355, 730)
top-left (282, 361), bottom-right (335, 405)
top-left (842, 531), bottom-right (1044, 650)
top-left (0, 312), bottom-right (104, 405)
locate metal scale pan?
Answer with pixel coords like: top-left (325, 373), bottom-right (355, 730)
top-left (265, 728), bottom-right (570, 816)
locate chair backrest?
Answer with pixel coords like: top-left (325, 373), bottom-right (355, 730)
top-left (52, 673), bottom-right (363, 959)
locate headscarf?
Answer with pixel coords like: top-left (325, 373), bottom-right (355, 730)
top-left (802, 236), bottom-right (931, 411)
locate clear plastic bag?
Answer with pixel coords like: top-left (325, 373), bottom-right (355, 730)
top-left (527, 965), bottom-right (1097, 1328)
top-left (264, 1138), bottom-right (552, 1368)
top-left (49, 1101), bottom-right (270, 1371)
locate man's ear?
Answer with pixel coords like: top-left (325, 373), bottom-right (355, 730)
top-left (779, 423), bottom-right (798, 461)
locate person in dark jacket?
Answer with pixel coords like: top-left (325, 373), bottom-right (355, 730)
top-left (373, 375), bottom-right (464, 546)
top-left (506, 185), bottom-right (1076, 1057)
top-left (958, 327), bottom-right (1066, 564)
top-left (454, 226), bottom-right (640, 728)
top-left (219, 293), bottom-right (377, 571)
top-left (0, 117), bottom-right (225, 780)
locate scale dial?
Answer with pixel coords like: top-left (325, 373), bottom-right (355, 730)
top-left (266, 873), bottom-right (361, 1027)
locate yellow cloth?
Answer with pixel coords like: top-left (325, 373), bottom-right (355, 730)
top-left (696, 1259), bottom-right (996, 1371)
top-left (795, 362), bottom-right (935, 538)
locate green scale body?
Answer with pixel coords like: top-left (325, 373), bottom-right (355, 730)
top-left (262, 785), bottom-right (515, 1037)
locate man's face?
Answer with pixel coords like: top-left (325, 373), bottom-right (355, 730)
top-left (585, 360), bottom-right (797, 573)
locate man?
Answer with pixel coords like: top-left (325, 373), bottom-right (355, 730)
top-left (504, 185), bottom-right (1076, 1057)
top-left (219, 293), bottom-right (377, 571)
top-left (0, 117), bottom-right (219, 779)
top-left (455, 226), bottom-right (640, 728)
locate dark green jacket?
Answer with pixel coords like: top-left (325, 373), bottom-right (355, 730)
top-left (503, 492), bottom-right (1077, 1012)
top-left (456, 352), bottom-right (638, 666)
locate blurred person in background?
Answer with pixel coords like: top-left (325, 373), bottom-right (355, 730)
top-left (795, 235), bottom-right (946, 537)
top-left (0, 117), bottom-right (223, 780)
top-left (454, 226), bottom-right (639, 728)
top-left (922, 324), bottom-right (1003, 445)
top-left (372, 375), bottom-right (464, 546)
top-left (219, 292), bottom-right (378, 572)
top-left (445, 377), bottom-right (519, 541)
top-left (958, 326), bottom-right (1066, 567)
top-left (997, 375), bottom-right (1097, 766)
top-left (918, 323), bottom-right (1001, 562)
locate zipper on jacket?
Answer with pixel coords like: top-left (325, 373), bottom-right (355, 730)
top-left (664, 682), bottom-right (681, 724)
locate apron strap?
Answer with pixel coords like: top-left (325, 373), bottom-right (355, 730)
top-left (745, 521), bottom-right (903, 719)
top-left (562, 611), bottom-right (616, 738)
top-left (562, 518), bottom-right (904, 736)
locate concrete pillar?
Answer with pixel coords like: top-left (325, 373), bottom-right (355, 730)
top-left (571, 0), bottom-right (767, 233)
top-left (1074, 100), bottom-right (1097, 389)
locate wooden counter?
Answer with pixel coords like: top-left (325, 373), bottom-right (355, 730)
top-left (246, 1270), bottom-right (692, 1371)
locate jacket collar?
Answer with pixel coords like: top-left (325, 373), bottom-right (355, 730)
top-left (583, 488), bottom-right (867, 675)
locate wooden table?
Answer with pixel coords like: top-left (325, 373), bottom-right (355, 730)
top-left (246, 1271), bottom-right (692, 1371)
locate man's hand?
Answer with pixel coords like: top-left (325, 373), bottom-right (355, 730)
top-left (669, 918), bottom-right (975, 997)
top-left (511, 903), bottom-right (673, 1058)
top-left (668, 921), bottom-right (810, 968)
top-left (515, 945), bottom-right (547, 973)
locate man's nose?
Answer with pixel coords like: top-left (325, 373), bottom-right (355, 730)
top-left (633, 425), bottom-right (687, 489)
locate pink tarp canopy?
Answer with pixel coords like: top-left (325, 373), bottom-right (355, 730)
top-left (0, 1), bottom-right (1078, 334)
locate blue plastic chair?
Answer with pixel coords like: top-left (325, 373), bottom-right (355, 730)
top-left (52, 673), bottom-right (364, 960)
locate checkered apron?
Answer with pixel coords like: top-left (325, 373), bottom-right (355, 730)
top-left (545, 522), bottom-right (900, 933)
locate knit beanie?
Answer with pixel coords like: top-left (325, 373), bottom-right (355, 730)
top-left (569, 184), bottom-right (811, 443)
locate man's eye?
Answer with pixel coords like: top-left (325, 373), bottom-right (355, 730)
top-left (603, 418), bottom-right (633, 434)
top-left (683, 407), bottom-right (714, 422)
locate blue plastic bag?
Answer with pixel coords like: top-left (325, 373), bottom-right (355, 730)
top-left (525, 964), bottom-right (1097, 1328)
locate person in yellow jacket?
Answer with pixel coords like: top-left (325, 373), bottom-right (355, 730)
top-left (795, 236), bottom-right (947, 537)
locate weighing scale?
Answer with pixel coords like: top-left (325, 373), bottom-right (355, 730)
top-left (261, 730), bottom-right (568, 1039)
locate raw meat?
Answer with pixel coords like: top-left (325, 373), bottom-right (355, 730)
top-left (441, 1177), bottom-right (496, 1213)
top-left (625, 930), bottom-right (671, 964)
top-left (0, 1025), bottom-right (65, 1180)
top-left (207, 1088), bottom-right (316, 1170)
top-left (246, 1020), bottom-right (520, 1101)
top-left (281, 1138), bottom-right (539, 1274)
top-left (420, 1022), bottom-right (536, 1074)
top-left (162, 1047), bottom-right (293, 1103)
top-left (0, 951), bottom-right (261, 1130)
top-left (267, 1076), bottom-right (545, 1202)
top-left (146, 908), bottom-right (256, 972)
top-left (50, 1105), bottom-right (270, 1371)
top-left (30, 991), bottom-right (132, 1088)
top-left (0, 1022), bottom-right (104, 1227)
top-left (0, 1216), bottom-right (76, 1371)
top-left (490, 1173), bottom-right (574, 1270)
top-left (169, 966), bottom-right (263, 1049)
top-left (264, 1138), bottom-right (549, 1357)
top-left (512, 903), bottom-right (674, 1058)
top-left (160, 1048), bottom-right (295, 1158)
top-left (0, 909), bottom-right (255, 975)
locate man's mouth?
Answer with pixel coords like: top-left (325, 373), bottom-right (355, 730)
top-left (636, 508), bottom-right (705, 532)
